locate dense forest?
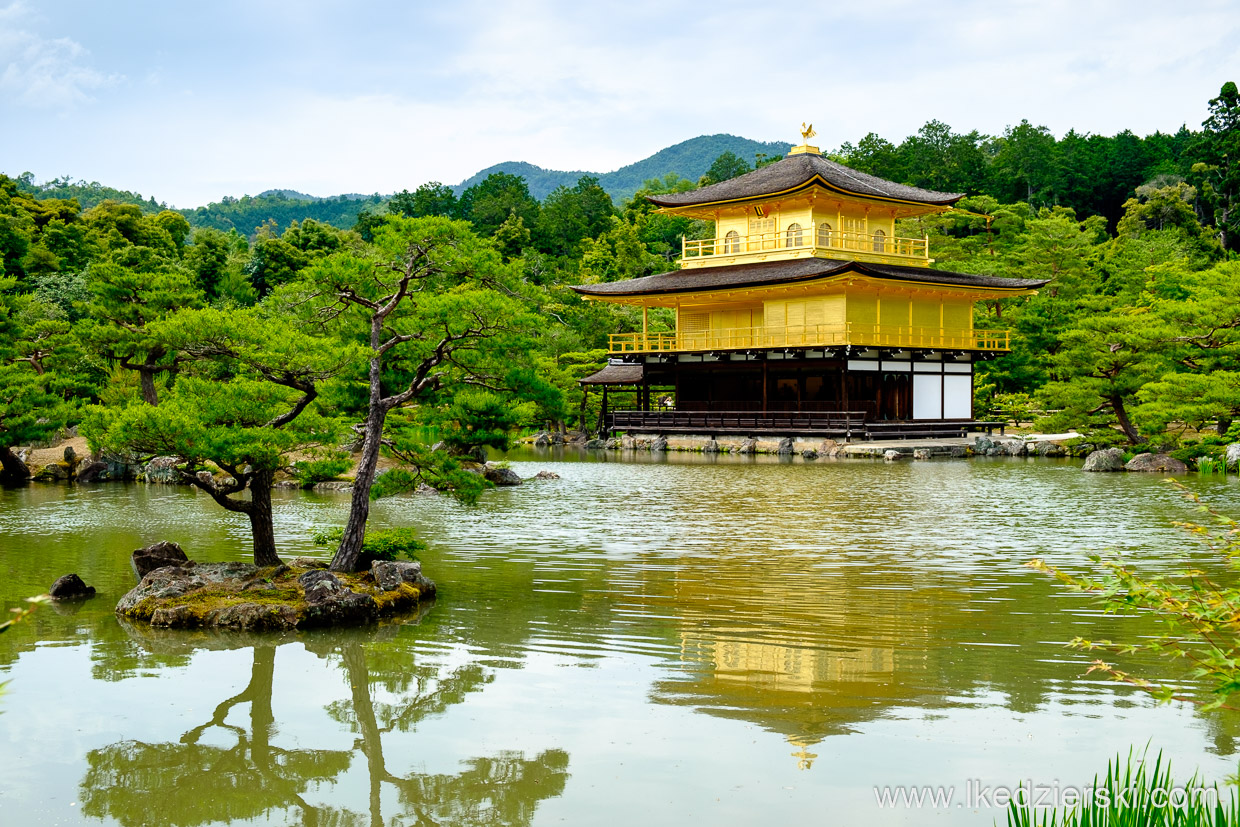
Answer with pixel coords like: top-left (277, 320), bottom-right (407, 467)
top-left (1, 82), bottom-right (1238, 546)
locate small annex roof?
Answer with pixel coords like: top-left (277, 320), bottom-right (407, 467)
top-left (646, 153), bottom-right (963, 209)
top-left (579, 362), bottom-right (644, 385)
top-left (571, 258), bottom-right (1047, 299)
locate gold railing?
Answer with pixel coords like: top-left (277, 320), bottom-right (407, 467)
top-left (610, 324), bottom-right (1009, 353)
top-left (682, 229), bottom-right (929, 261)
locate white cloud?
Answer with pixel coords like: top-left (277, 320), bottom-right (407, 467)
top-left (0, 1), bottom-right (119, 109)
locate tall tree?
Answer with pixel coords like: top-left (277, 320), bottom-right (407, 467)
top-left (698, 151), bottom-right (751, 186)
top-left (1193, 81), bottom-right (1240, 250)
top-left (82, 250), bottom-right (203, 405)
top-left (458, 173), bottom-right (540, 237)
top-left (388, 183), bottom-right (459, 219)
top-left (84, 308), bottom-right (349, 566)
top-left (292, 217), bottom-right (550, 572)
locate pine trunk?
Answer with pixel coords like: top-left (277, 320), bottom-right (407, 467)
top-left (331, 404), bottom-right (387, 572)
top-left (331, 319), bottom-right (388, 573)
top-left (248, 469), bottom-right (282, 567)
top-left (1111, 395), bottom-right (1141, 444)
top-left (139, 368), bottom-right (160, 406)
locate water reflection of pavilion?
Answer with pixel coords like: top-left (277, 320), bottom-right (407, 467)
top-left (643, 556), bottom-right (972, 767)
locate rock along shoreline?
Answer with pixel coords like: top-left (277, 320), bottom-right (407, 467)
top-left (115, 542), bottom-right (436, 631)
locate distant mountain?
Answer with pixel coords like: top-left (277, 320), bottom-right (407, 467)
top-left (182, 191), bottom-right (389, 236)
top-left (257, 189), bottom-right (377, 202)
top-left (454, 134), bottom-right (793, 203)
top-left (8, 134), bottom-right (793, 237)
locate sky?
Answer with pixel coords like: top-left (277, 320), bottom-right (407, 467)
top-left (2, 0), bottom-right (1238, 208)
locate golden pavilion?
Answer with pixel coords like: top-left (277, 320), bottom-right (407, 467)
top-left (573, 128), bottom-right (1046, 439)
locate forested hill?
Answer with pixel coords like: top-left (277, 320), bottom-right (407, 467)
top-left (180, 192), bottom-right (389, 235)
top-left (454, 134), bottom-right (793, 202)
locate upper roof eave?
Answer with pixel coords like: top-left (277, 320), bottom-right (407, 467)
top-left (570, 258), bottom-right (1047, 299)
top-left (646, 153), bottom-right (964, 210)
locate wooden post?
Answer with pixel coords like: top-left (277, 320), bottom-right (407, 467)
top-left (601, 386), bottom-right (609, 433)
top-left (580, 386), bottom-right (589, 435)
top-left (642, 306), bottom-right (649, 351)
top-left (753, 362), bottom-right (763, 414)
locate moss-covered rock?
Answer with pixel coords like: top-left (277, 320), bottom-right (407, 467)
top-left (116, 559), bottom-right (434, 631)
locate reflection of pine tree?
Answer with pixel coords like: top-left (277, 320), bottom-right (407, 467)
top-left (337, 642), bottom-right (569, 827)
top-left (79, 641), bottom-right (570, 827)
top-left (80, 646), bottom-right (349, 826)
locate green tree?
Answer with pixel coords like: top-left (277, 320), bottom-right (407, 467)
top-left (698, 151), bottom-right (751, 186)
top-left (534, 176), bottom-right (615, 257)
top-left (292, 217), bottom-right (555, 572)
top-left (458, 173), bottom-right (540, 238)
top-left (1192, 81), bottom-right (1240, 250)
top-left (83, 308), bottom-right (349, 566)
top-left (1037, 310), bottom-right (1171, 443)
top-left (0, 281), bottom-right (73, 480)
top-left (81, 250), bottom-right (203, 405)
top-left (388, 182), bottom-right (459, 219)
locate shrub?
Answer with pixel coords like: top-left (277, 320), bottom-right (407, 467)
top-left (312, 526), bottom-right (424, 562)
top-left (290, 456), bottom-right (353, 488)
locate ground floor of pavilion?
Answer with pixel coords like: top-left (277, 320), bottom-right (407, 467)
top-left (581, 347), bottom-right (1000, 441)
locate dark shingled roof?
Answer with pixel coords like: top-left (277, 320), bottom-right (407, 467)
top-left (647, 153), bottom-right (963, 208)
top-left (572, 258), bottom-right (1047, 298)
top-left (579, 363), bottom-right (644, 385)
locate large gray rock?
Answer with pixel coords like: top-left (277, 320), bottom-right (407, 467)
top-left (298, 569), bottom-right (378, 628)
top-left (131, 540), bottom-right (190, 579)
top-left (533, 432), bottom-right (551, 448)
top-left (531, 470), bottom-right (560, 480)
top-left (34, 462), bottom-right (71, 481)
top-left (75, 461), bottom-right (109, 483)
top-left (819, 439), bottom-right (841, 458)
top-left (801, 449), bottom-right (819, 460)
top-left (144, 456), bottom-right (182, 484)
top-left (151, 601), bottom-right (298, 630)
top-left (584, 438), bottom-right (606, 449)
top-left (1082, 447), bottom-right (1126, 472)
top-left (1033, 441), bottom-right (1067, 457)
top-left (776, 437), bottom-right (795, 455)
top-left (99, 453), bottom-right (140, 481)
top-left (1125, 453), bottom-right (1188, 473)
top-left (370, 560), bottom-right (436, 596)
top-left (604, 438), bottom-right (621, 450)
top-left (483, 463), bottom-right (523, 486)
top-left (703, 440), bottom-right (721, 454)
top-left (1226, 443), bottom-right (1240, 472)
top-left (999, 439), bottom-right (1027, 457)
top-left (973, 436), bottom-right (994, 455)
top-left (736, 438), bottom-right (757, 455)
top-left (116, 563), bottom-right (259, 615)
top-left (883, 449), bottom-right (903, 461)
top-left (649, 436), bottom-right (668, 452)
top-left (49, 573), bottom-right (95, 600)
top-left (913, 448), bottom-right (932, 460)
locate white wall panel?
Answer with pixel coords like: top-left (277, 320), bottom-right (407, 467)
top-left (913, 374), bottom-right (942, 420)
top-left (943, 374), bottom-right (972, 419)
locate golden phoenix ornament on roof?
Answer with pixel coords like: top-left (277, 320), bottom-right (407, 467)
top-left (800, 122), bottom-right (817, 143)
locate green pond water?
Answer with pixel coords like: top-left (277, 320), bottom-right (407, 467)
top-left (4, 450), bottom-right (1240, 825)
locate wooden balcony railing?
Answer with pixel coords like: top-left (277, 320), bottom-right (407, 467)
top-left (682, 228), bottom-right (929, 262)
top-left (609, 324), bottom-right (1010, 354)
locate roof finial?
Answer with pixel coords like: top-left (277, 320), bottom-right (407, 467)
top-left (788, 122), bottom-right (821, 157)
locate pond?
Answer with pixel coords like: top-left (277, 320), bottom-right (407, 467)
top-left (3, 450), bottom-right (1240, 825)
